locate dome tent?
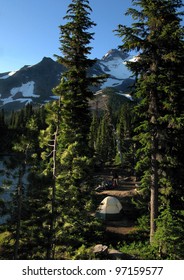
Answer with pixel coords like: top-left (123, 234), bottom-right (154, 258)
top-left (96, 196), bottom-right (123, 221)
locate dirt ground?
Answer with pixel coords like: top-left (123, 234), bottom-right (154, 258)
top-left (94, 168), bottom-right (140, 236)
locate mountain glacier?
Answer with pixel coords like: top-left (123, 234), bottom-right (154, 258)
top-left (99, 49), bottom-right (134, 88)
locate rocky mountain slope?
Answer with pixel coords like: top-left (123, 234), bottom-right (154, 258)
top-left (0, 49), bottom-right (135, 111)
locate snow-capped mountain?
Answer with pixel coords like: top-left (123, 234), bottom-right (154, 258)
top-left (0, 57), bottom-right (65, 111)
top-left (0, 49), bottom-right (135, 111)
top-left (99, 49), bottom-right (134, 89)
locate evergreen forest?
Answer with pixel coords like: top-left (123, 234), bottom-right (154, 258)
top-left (0, 0), bottom-right (184, 260)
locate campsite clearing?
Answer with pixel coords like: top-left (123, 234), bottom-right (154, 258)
top-left (94, 167), bottom-right (140, 237)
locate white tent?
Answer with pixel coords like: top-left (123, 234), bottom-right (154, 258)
top-left (96, 196), bottom-right (123, 220)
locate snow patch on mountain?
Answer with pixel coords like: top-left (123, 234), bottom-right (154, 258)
top-left (116, 92), bottom-right (134, 101)
top-left (0, 71), bottom-right (17, 79)
top-left (101, 77), bottom-right (123, 88)
top-left (124, 55), bottom-right (140, 64)
top-left (1, 81), bottom-right (39, 105)
top-left (99, 56), bottom-right (132, 80)
top-left (99, 52), bottom-right (135, 89)
top-left (11, 81), bottom-right (38, 97)
top-left (94, 89), bottom-right (134, 102)
top-left (0, 49), bottom-right (137, 110)
top-left (0, 156), bottom-right (29, 224)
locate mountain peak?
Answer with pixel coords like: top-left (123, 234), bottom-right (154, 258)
top-left (41, 57), bottom-right (55, 63)
top-left (102, 49), bottom-right (129, 61)
top-left (0, 49), bottom-right (135, 111)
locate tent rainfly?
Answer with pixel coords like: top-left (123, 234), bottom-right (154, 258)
top-left (96, 196), bottom-right (123, 221)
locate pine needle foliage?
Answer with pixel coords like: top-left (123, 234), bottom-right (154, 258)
top-left (40, 0), bottom-right (105, 258)
top-left (116, 0), bottom-right (184, 244)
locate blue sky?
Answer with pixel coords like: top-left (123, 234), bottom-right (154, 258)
top-left (0, 0), bottom-right (133, 72)
top-left (0, 0), bottom-right (183, 73)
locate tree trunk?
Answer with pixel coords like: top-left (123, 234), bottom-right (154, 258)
top-left (150, 133), bottom-right (159, 244)
top-left (149, 87), bottom-right (159, 244)
top-left (46, 126), bottom-right (58, 259)
top-left (14, 168), bottom-right (23, 259)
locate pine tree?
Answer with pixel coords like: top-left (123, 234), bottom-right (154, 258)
top-left (2, 109), bottom-right (48, 259)
top-left (40, 0), bottom-right (105, 258)
top-left (0, 109), bottom-right (8, 153)
top-left (95, 112), bottom-right (116, 164)
top-left (153, 206), bottom-right (184, 259)
top-left (89, 110), bottom-right (99, 150)
top-left (116, 0), bottom-right (184, 244)
top-left (54, 0), bottom-right (104, 150)
top-left (1, 153), bottom-right (27, 259)
top-left (116, 103), bottom-right (136, 169)
top-left (0, 109), bottom-right (5, 128)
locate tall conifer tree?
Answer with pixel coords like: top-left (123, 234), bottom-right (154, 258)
top-left (116, 0), bottom-right (184, 244)
top-left (54, 0), bottom-right (104, 150)
top-left (41, 0), bottom-right (105, 258)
